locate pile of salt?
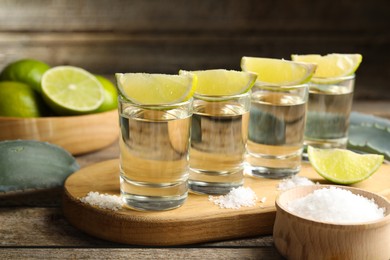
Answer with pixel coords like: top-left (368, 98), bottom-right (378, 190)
top-left (287, 187), bottom-right (385, 224)
top-left (80, 191), bottom-right (123, 211)
top-left (209, 186), bottom-right (257, 209)
top-left (277, 175), bottom-right (315, 191)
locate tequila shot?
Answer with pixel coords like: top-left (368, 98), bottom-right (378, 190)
top-left (189, 92), bottom-right (251, 195)
top-left (119, 98), bottom-right (192, 211)
top-left (116, 72), bottom-right (195, 211)
top-left (304, 75), bottom-right (355, 149)
top-left (291, 53), bottom-right (362, 150)
top-left (246, 83), bottom-right (308, 178)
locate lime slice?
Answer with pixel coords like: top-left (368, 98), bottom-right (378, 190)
top-left (308, 146), bottom-right (384, 184)
top-left (291, 53), bottom-right (362, 78)
top-left (115, 72), bottom-right (196, 105)
top-left (240, 57), bottom-right (316, 85)
top-left (180, 69), bottom-right (257, 96)
top-left (41, 66), bottom-right (104, 115)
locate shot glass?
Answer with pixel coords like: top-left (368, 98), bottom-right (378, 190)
top-left (246, 83), bottom-right (308, 178)
top-left (304, 75), bottom-right (355, 149)
top-left (188, 92), bottom-right (251, 195)
top-left (118, 96), bottom-right (192, 211)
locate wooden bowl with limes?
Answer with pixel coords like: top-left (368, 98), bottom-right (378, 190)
top-left (0, 109), bottom-right (119, 155)
top-left (273, 185), bottom-right (390, 260)
top-left (0, 62), bottom-right (120, 155)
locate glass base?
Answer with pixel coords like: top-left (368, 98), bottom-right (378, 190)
top-left (188, 167), bottom-right (243, 195)
top-left (245, 149), bottom-right (302, 179)
top-left (246, 165), bottom-right (300, 179)
top-left (304, 137), bottom-right (347, 150)
top-left (121, 193), bottom-right (187, 211)
top-left (120, 175), bottom-right (188, 211)
top-left (188, 180), bottom-right (243, 195)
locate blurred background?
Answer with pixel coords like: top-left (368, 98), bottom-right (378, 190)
top-left (0, 0), bottom-right (389, 100)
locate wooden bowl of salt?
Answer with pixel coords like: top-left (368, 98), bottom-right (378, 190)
top-left (273, 185), bottom-right (390, 260)
top-left (0, 109), bottom-right (119, 155)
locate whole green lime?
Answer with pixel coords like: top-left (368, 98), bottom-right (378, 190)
top-left (0, 59), bottom-right (50, 93)
top-left (0, 81), bottom-right (46, 117)
top-left (94, 75), bottom-right (118, 112)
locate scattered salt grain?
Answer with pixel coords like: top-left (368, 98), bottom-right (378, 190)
top-left (287, 187), bottom-right (385, 224)
top-left (277, 175), bottom-right (315, 191)
top-left (80, 191), bottom-right (123, 211)
top-left (209, 187), bottom-right (257, 209)
top-left (259, 196), bottom-right (267, 209)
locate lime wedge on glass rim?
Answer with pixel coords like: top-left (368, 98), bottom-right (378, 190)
top-left (115, 72), bottom-right (197, 105)
top-left (240, 56), bottom-right (317, 85)
top-left (307, 146), bottom-right (384, 184)
top-left (41, 66), bottom-right (104, 115)
top-left (179, 69), bottom-right (257, 96)
top-left (291, 53), bottom-right (362, 79)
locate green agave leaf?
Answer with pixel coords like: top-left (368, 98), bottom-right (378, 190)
top-left (350, 112), bottom-right (390, 128)
top-left (348, 124), bottom-right (390, 160)
top-left (0, 140), bottom-right (80, 192)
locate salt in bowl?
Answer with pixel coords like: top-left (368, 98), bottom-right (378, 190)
top-left (273, 184), bottom-right (390, 260)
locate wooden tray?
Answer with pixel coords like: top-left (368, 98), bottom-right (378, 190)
top-left (0, 110), bottom-right (118, 155)
top-left (63, 159), bottom-right (390, 246)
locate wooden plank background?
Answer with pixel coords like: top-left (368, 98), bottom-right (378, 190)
top-left (0, 0), bottom-right (389, 100)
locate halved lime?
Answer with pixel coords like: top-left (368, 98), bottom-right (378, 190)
top-left (291, 53), bottom-right (362, 78)
top-left (180, 69), bottom-right (257, 96)
top-left (240, 57), bottom-right (316, 85)
top-left (41, 66), bottom-right (104, 115)
top-left (307, 146), bottom-right (384, 184)
top-left (115, 72), bottom-right (196, 105)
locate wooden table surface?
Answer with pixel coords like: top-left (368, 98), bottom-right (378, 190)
top-left (0, 101), bottom-right (388, 259)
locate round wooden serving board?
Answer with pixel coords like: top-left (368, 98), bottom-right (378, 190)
top-left (63, 159), bottom-right (390, 246)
